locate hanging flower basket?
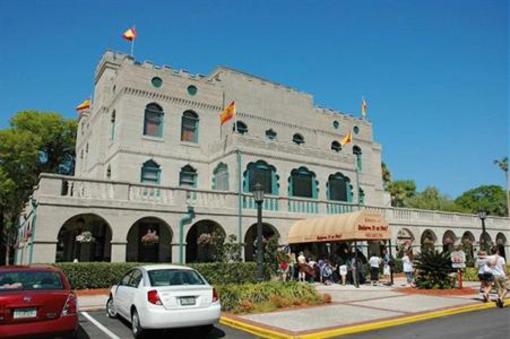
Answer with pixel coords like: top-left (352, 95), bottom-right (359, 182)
top-left (197, 233), bottom-right (212, 245)
top-left (141, 229), bottom-right (159, 244)
top-left (76, 231), bottom-right (95, 243)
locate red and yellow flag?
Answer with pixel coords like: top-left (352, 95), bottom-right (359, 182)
top-left (220, 101), bottom-right (236, 125)
top-left (340, 130), bottom-right (352, 146)
top-left (76, 99), bottom-right (91, 112)
top-left (122, 27), bottom-right (137, 41)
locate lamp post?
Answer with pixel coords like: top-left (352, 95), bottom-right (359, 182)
top-left (253, 183), bottom-right (265, 281)
top-left (478, 210), bottom-right (487, 251)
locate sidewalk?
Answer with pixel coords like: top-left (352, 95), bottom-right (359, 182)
top-left (76, 278), bottom-right (505, 338)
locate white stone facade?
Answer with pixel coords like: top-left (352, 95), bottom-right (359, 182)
top-left (15, 51), bottom-right (509, 265)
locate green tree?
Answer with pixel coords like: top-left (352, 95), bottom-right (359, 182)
top-left (406, 186), bottom-right (459, 212)
top-left (494, 157), bottom-right (509, 216)
top-left (454, 185), bottom-right (507, 217)
top-left (387, 180), bottom-right (416, 207)
top-left (0, 111), bottom-right (77, 264)
top-left (381, 161), bottom-right (392, 190)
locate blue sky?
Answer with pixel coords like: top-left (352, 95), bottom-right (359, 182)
top-left (0, 0), bottom-right (507, 197)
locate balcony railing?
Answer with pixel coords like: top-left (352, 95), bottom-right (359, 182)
top-left (36, 174), bottom-right (509, 228)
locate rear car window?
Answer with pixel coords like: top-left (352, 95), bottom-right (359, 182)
top-left (148, 269), bottom-right (206, 286)
top-left (0, 271), bottom-right (64, 291)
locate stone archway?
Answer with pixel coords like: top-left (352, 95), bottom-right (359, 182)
top-left (421, 229), bottom-right (437, 251)
top-left (244, 223), bottom-right (280, 261)
top-left (442, 230), bottom-right (457, 252)
top-left (126, 217), bottom-right (173, 263)
top-left (461, 231), bottom-right (476, 266)
top-left (396, 228), bottom-right (415, 254)
top-left (496, 233), bottom-right (507, 260)
top-left (56, 214), bottom-right (112, 262)
top-left (186, 220), bottom-right (226, 263)
top-left (479, 232), bottom-right (493, 252)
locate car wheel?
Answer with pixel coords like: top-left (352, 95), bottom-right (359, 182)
top-left (105, 297), bottom-right (117, 319)
top-left (131, 309), bottom-right (145, 338)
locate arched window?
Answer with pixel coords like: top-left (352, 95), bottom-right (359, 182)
top-left (235, 121), bottom-right (248, 135)
top-left (141, 160), bottom-right (161, 184)
top-left (143, 103), bottom-right (164, 137)
top-left (327, 172), bottom-right (352, 202)
top-left (289, 167), bottom-right (317, 198)
top-left (265, 129), bottom-right (277, 140)
top-left (331, 141), bottom-right (341, 152)
top-left (353, 145), bottom-right (362, 171)
top-left (181, 110), bottom-right (199, 143)
top-left (244, 160), bottom-right (278, 195)
top-left (293, 133), bottom-right (304, 145)
top-left (179, 165), bottom-right (197, 187)
top-left (212, 163), bottom-right (229, 191)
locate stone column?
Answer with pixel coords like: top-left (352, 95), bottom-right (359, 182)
top-left (171, 242), bottom-right (185, 264)
top-left (31, 241), bottom-right (57, 263)
top-left (110, 241), bottom-right (127, 262)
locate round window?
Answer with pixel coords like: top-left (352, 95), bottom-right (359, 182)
top-left (333, 120), bottom-right (339, 129)
top-left (151, 77), bottom-right (163, 88)
top-left (187, 85), bottom-right (198, 96)
top-left (353, 126), bottom-right (360, 134)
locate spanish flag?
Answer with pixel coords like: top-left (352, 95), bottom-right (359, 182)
top-left (122, 26), bottom-right (137, 41)
top-left (340, 130), bottom-right (352, 146)
top-left (220, 101), bottom-right (236, 125)
top-left (76, 99), bottom-right (91, 112)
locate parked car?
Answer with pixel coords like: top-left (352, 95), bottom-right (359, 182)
top-left (0, 265), bottom-right (78, 338)
top-left (106, 264), bottom-right (221, 338)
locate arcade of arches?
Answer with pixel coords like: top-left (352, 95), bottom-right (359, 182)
top-left (54, 214), bottom-right (508, 263)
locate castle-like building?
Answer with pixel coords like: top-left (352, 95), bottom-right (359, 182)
top-left (15, 51), bottom-right (508, 265)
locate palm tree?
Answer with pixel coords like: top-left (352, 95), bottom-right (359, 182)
top-left (494, 157), bottom-right (509, 216)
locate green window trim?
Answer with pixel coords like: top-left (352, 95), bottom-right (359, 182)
top-left (187, 85), bottom-right (198, 96)
top-left (353, 146), bottom-right (362, 171)
top-left (181, 110), bottom-right (199, 143)
top-left (143, 103), bottom-right (164, 138)
top-left (353, 126), bottom-right (360, 134)
top-left (212, 163), bottom-right (229, 190)
top-left (327, 172), bottom-right (353, 202)
top-left (141, 160), bottom-right (161, 184)
top-left (151, 77), bottom-right (163, 88)
top-left (243, 160), bottom-right (279, 195)
top-left (179, 165), bottom-right (197, 187)
top-left (288, 167), bottom-right (318, 199)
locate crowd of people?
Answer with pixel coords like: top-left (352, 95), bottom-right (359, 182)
top-left (277, 248), bottom-right (396, 286)
top-left (476, 246), bottom-right (509, 308)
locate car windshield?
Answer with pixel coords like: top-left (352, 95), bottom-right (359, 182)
top-left (0, 271), bottom-right (64, 291)
top-left (148, 269), bottom-right (206, 286)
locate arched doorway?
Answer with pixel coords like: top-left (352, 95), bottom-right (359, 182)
top-left (496, 233), bottom-right (507, 260)
top-left (442, 230), bottom-right (457, 252)
top-left (56, 214), bottom-right (112, 262)
top-left (244, 223), bottom-right (279, 261)
top-left (461, 231), bottom-right (476, 266)
top-left (126, 217), bottom-right (172, 262)
top-left (421, 229), bottom-right (437, 251)
top-left (186, 220), bottom-right (226, 262)
top-left (396, 228), bottom-right (415, 255)
top-left (479, 232), bottom-right (493, 252)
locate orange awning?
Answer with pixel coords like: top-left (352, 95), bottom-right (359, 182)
top-left (287, 210), bottom-right (390, 244)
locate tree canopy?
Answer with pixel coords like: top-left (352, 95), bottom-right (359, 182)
top-left (454, 185), bottom-right (507, 217)
top-left (0, 111), bottom-right (77, 264)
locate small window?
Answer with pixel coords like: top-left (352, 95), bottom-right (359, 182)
top-left (141, 160), bottom-right (161, 184)
top-left (265, 129), bottom-right (277, 140)
top-left (293, 133), bottom-right (304, 145)
top-left (143, 103), bottom-right (164, 137)
top-left (151, 77), bottom-right (163, 88)
top-left (331, 141), bottom-right (341, 152)
top-left (187, 85), bottom-right (198, 96)
top-left (181, 111), bottom-right (199, 143)
top-left (85, 143), bottom-right (89, 153)
top-left (106, 165), bottom-right (111, 179)
top-left (333, 121), bottom-right (339, 129)
top-left (235, 121), bottom-right (248, 135)
top-left (179, 165), bottom-right (197, 187)
top-left (353, 126), bottom-right (360, 134)
top-left (112, 85), bottom-right (116, 93)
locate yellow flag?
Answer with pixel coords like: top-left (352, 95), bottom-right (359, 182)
top-left (76, 99), bottom-right (91, 112)
top-left (341, 130), bottom-right (352, 146)
top-left (220, 101), bottom-right (236, 125)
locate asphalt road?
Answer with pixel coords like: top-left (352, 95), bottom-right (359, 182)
top-left (342, 307), bottom-right (510, 339)
top-left (76, 310), bottom-right (255, 339)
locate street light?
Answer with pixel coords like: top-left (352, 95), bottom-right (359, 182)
top-left (478, 210), bottom-right (488, 251)
top-left (253, 183), bottom-right (265, 281)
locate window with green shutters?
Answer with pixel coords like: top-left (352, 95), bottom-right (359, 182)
top-left (179, 165), bottom-right (197, 187)
top-left (181, 110), bottom-right (199, 143)
top-left (141, 160), bottom-right (161, 184)
top-left (143, 103), bottom-right (164, 138)
top-left (353, 146), bottom-right (362, 171)
top-left (289, 167), bottom-right (317, 198)
top-left (327, 172), bottom-right (352, 202)
top-left (213, 163), bottom-right (229, 190)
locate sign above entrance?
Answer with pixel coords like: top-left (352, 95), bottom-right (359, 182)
top-left (287, 210), bottom-right (390, 244)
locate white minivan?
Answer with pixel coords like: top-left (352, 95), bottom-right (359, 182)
top-left (106, 265), bottom-right (221, 338)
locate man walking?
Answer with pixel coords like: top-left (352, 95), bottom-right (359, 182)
top-left (369, 253), bottom-right (382, 286)
top-left (489, 247), bottom-right (509, 308)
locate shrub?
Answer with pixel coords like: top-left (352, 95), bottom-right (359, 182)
top-left (414, 250), bottom-right (455, 289)
top-left (54, 261), bottom-right (270, 289)
top-left (217, 281), bottom-right (323, 313)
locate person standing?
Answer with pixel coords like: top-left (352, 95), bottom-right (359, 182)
top-left (382, 249), bottom-right (391, 284)
top-left (475, 250), bottom-right (492, 302)
top-left (402, 250), bottom-right (414, 287)
top-left (297, 251), bottom-right (307, 282)
top-left (489, 247), bottom-right (509, 308)
top-left (369, 254), bottom-right (382, 286)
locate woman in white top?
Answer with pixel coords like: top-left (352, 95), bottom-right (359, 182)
top-left (402, 251), bottom-right (414, 286)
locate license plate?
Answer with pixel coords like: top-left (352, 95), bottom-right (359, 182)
top-left (180, 297), bottom-right (195, 306)
top-left (13, 308), bottom-right (37, 319)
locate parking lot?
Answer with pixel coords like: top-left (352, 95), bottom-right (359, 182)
top-left (76, 311), bottom-right (254, 339)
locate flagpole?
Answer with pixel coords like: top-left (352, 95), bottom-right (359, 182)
top-left (131, 39), bottom-right (135, 57)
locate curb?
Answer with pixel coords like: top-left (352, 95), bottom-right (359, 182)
top-left (220, 299), bottom-right (509, 339)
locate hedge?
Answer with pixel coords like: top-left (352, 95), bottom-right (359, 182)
top-left (54, 262), bottom-right (271, 289)
top-left (462, 265), bottom-right (510, 282)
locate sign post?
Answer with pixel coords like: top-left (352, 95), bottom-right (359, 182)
top-left (451, 250), bottom-right (466, 289)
